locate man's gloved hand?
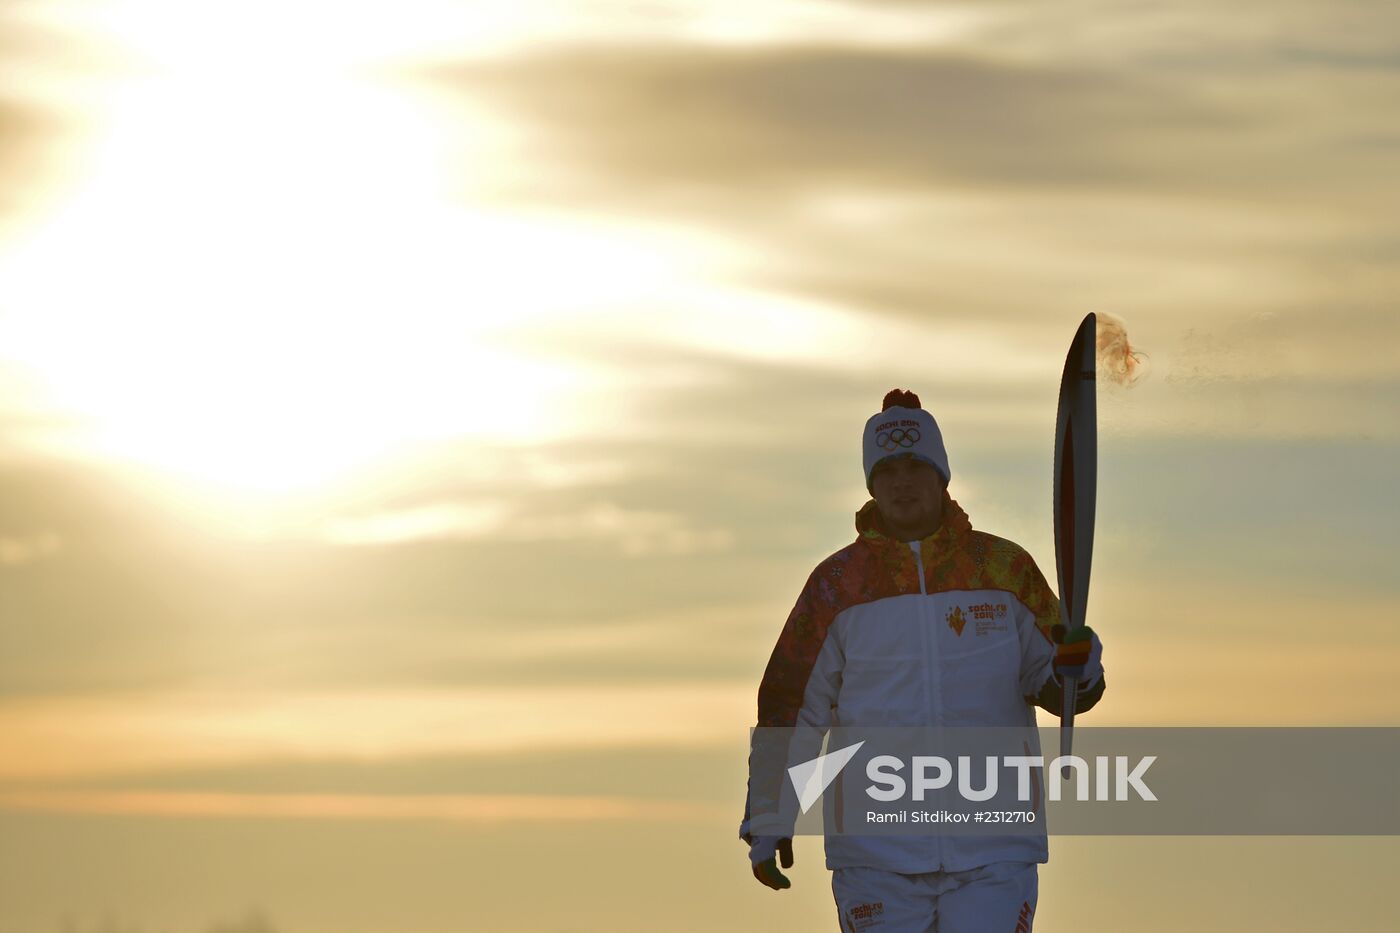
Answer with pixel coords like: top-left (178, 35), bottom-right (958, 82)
top-left (749, 836), bottom-right (794, 890)
top-left (1051, 624), bottom-right (1103, 685)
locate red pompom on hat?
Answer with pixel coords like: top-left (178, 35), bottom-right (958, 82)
top-left (881, 388), bottom-right (921, 411)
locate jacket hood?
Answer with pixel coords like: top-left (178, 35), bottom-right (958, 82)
top-left (855, 489), bottom-right (972, 547)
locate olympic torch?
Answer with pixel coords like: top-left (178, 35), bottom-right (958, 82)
top-left (1053, 313), bottom-right (1098, 758)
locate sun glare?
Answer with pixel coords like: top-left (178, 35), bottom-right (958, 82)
top-left (0, 2), bottom-right (664, 504)
top-left (1, 0), bottom-right (948, 519)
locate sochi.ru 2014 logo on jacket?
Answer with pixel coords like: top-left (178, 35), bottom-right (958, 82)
top-left (946, 603), bottom-right (1010, 637)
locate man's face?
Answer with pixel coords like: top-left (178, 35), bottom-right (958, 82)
top-left (870, 455), bottom-right (946, 539)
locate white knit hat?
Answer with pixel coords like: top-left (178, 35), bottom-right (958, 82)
top-left (862, 389), bottom-right (951, 492)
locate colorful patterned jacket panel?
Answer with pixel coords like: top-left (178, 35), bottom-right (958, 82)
top-left (756, 494), bottom-right (1059, 732)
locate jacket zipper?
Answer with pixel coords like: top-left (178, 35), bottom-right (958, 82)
top-left (910, 540), bottom-right (944, 871)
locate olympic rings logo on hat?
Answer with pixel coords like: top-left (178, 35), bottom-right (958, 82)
top-left (876, 428), bottom-right (921, 451)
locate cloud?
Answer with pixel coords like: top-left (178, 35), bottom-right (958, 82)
top-left (0, 4), bottom-right (116, 227)
top-left (0, 530), bottom-right (61, 565)
top-left (23, 742), bottom-right (747, 805)
top-left (428, 7), bottom-right (1392, 208)
top-left (0, 788), bottom-right (725, 823)
top-left (0, 448), bottom-right (800, 697)
top-left (0, 460), bottom-right (260, 697)
top-left (0, 96), bottom-right (64, 225)
top-left (321, 499), bottom-right (734, 555)
top-left (320, 501), bottom-right (511, 546)
top-left (431, 33), bottom-right (1399, 355)
top-left (953, 0), bottom-right (1400, 72)
top-left (439, 45), bottom-right (1226, 199)
top-left (0, 682), bottom-right (752, 780)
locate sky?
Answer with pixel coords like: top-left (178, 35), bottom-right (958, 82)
top-left (0, 1), bottom-right (1397, 930)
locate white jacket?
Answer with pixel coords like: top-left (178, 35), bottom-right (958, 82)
top-left (741, 493), bottom-right (1104, 872)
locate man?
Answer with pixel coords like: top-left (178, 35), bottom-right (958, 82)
top-left (739, 389), bottom-right (1104, 931)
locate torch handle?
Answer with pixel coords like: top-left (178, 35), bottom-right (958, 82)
top-left (1059, 675), bottom-right (1078, 758)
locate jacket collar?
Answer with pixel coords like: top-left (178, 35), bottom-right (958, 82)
top-left (855, 489), bottom-right (972, 549)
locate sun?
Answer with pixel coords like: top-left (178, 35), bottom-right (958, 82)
top-left (0, 2), bottom-right (637, 504)
top-left (4, 0), bottom-right (774, 519)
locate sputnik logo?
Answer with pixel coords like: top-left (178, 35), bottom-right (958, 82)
top-left (788, 741), bottom-right (866, 813)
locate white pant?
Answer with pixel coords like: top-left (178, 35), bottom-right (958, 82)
top-left (831, 862), bottom-right (1038, 933)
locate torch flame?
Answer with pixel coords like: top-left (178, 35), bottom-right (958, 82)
top-left (1096, 312), bottom-right (1149, 387)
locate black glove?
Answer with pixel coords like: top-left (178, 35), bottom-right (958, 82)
top-left (748, 836), bottom-right (794, 890)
